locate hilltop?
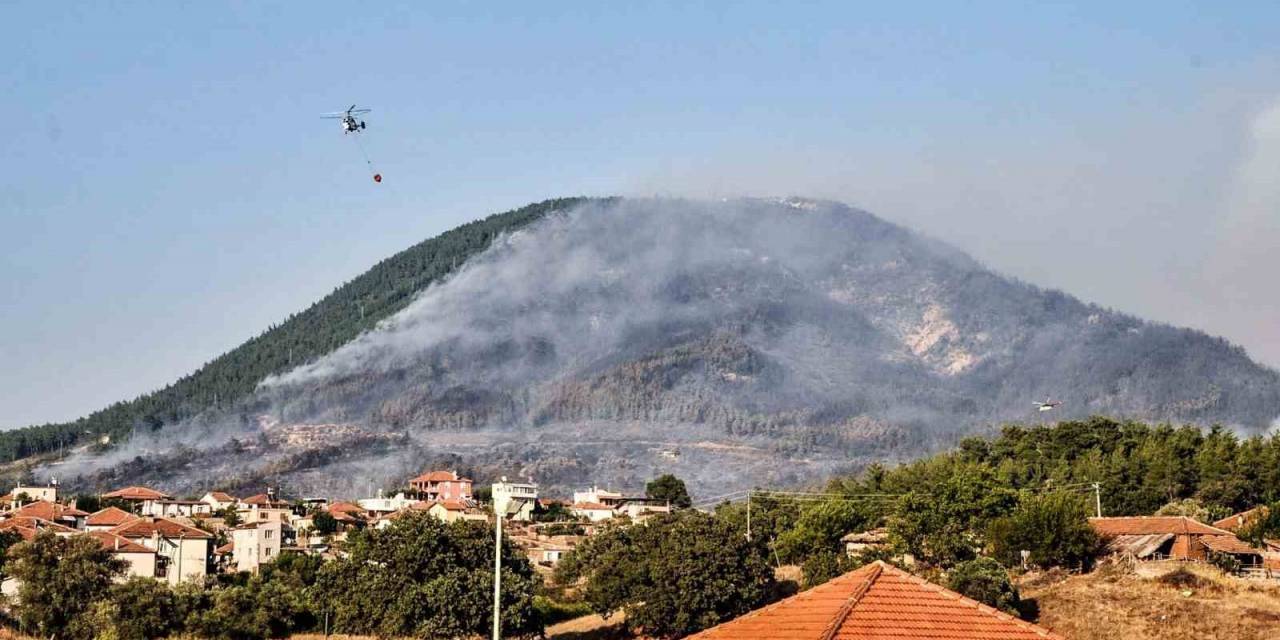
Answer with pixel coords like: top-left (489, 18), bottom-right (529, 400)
top-left (11, 197), bottom-right (1279, 496)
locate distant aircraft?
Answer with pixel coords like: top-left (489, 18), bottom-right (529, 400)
top-left (321, 104), bottom-right (380, 183)
top-left (321, 104), bottom-right (370, 134)
top-left (1035, 399), bottom-right (1063, 412)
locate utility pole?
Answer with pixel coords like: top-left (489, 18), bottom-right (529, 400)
top-left (493, 509), bottom-right (503, 640)
top-left (1093, 482), bottom-right (1102, 518)
top-left (746, 490), bottom-right (752, 541)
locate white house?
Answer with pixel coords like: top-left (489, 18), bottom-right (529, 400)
top-left (231, 521), bottom-right (282, 573)
top-left (357, 491), bottom-right (418, 515)
top-left (11, 484), bottom-right (58, 504)
top-left (200, 491), bottom-right (238, 511)
top-left (572, 486), bottom-right (624, 508)
top-left (141, 499), bottom-right (212, 518)
top-left (492, 478), bottom-right (538, 521)
top-left (570, 502), bottom-right (616, 522)
top-left (109, 517), bottom-right (212, 586)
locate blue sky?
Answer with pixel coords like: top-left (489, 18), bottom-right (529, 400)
top-left (3, 2), bottom-right (1279, 427)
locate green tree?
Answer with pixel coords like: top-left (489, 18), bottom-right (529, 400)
top-left (7, 531), bottom-right (125, 639)
top-left (987, 492), bottom-right (1104, 571)
top-left (187, 578), bottom-right (302, 640)
top-left (946, 557), bottom-right (1021, 616)
top-left (313, 511), bottom-right (540, 639)
top-left (890, 465), bottom-right (1017, 568)
top-left (645, 474), bottom-right (692, 508)
top-left (556, 511), bottom-right (775, 638)
top-left (311, 510), bottom-right (337, 535)
top-left (774, 499), bottom-right (874, 564)
top-left (91, 577), bottom-right (179, 640)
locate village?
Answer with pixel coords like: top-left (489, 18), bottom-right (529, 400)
top-left (0, 471), bottom-right (678, 591)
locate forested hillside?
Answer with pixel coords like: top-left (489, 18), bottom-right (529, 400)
top-left (0, 198), bottom-right (593, 462)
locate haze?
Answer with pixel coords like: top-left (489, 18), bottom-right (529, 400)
top-left (2, 2), bottom-right (1278, 427)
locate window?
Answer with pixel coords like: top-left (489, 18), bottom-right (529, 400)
top-left (264, 529), bottom-right (273, 539)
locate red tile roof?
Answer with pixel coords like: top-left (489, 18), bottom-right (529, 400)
top-left (434, 499), bottom-right (471, 512)
top-left (0, 517), bottom-right (79, 535)
top-left (1088, 516), bottom-right (1231, 537)
top-left (688, 561), bottom-right (1060, 639)
top-left (85, 531), bottom-right (154, 554)
top-left (1199, 534), bottom-right (1263, 555)
top-left (328, 501), bottom-right (366, 514)
top-left (215, 541), bottom-right (234, 555)
top-left (14, 500), bottom-right (87, 521)
top-left (102, 486), bottom-right (171, 500)
top-left (111, 517), bottom-right (212, 539)
top-left (87, 506), bottom-right (139, 527)
top-left (206, 491), bottom-right (237, 502)
top-left (410, 470), bottom-right (470, 484)
top-left (571, 502), bottom-right (613, 511)
top-left (1213, 507), bottom-right (1268, 533)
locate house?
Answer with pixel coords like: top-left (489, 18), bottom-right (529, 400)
top-left (523, 540), bottom-right (572, 568)
top-left (428, 499), bottom-right (486, 523)
top-left (237, 493), bottom-right (292, 524)
top-left (841, 527), bottom-right (890, 557)
top-left (86, 531), bottom-right (158, 579)
top-left (101, 486), bottom-right (172, 514)
top-left (109, 517), bottom-right (213, 585)
top-left (1089, 516), bottom-right (1236, 562)
top-left (200, 491), bottom-right (238, 511)
top-left (11, 501), bottom-right (88, 529)
top-left (570, 502), bottom-right (616, 523)
top-left (408, 470), bottom-right (474, 501)
top-left (141, 499), bottom-right (212, 519)
top-left (685, 561), bottom-right (1062, 639)
top-left (10, 483), bottom-right (58, 504)
top-left (0, 517), bottom-right (79, 538)
top-left (357, 491), bottom-right (418, 516)
top-left (231, 521), bottom-right (283, 573)
top-left (573, 486), bottom-right (625, 508)
top-left (492, 478), bottom-right (538, 521)
top-left (613, 499), bottom-right (671, 522)
top-left (86, 506), bottom-right (139, 532)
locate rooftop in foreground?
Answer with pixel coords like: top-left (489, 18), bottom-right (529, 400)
top-left (687, 561), bottom-right (1061, 640)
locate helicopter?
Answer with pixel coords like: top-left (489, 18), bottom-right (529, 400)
top-left (1034, 398), bottom-right (1063, 412)
top-left (321, 104), bottom-right (370, 134)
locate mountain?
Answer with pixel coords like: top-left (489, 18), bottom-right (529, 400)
top-left (26, 197), bottom-right (1280, 497)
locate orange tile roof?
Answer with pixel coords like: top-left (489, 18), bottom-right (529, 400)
top-left (0, 517), bottom-right (79, 535)
top-left (111, 517), bottom-right (212, 539)
top-left (102, 486), bottom-right (171, 500)
top-left (328, 501), bottom-right (366, 514)
top-left (410, 470), bottom-right (470, 483)
top-left (14, 500), bottom-right (86, 521)
top-left (687, 561), bottom-right (1061, 640)
top-left (206, 491), bottom-right (237, 502)
top-left (85, 531), bottom-right (154, 554)
top-left (1213, 507), bottom-right (1268, 532)
top-left (87, 506), bottom-right (139, 527)
top-left (1088, 516), bottom-right (1230, 537)
top-left (434, 499), bottom-right (471, 512)
top-left (1199, 534), bottom-right (1264, 555)
top-left (571, 502), bottom-right (613, 511)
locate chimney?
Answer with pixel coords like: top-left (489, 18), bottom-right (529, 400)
top-left (114, 536), bottom-right (120, 551)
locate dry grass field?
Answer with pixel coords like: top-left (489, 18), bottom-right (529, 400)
top-left (1024, 561), bottom-right (1280, 640)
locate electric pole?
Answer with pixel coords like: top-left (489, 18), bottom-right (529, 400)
top-left (1093, 482), bottom-right (1102, 518)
